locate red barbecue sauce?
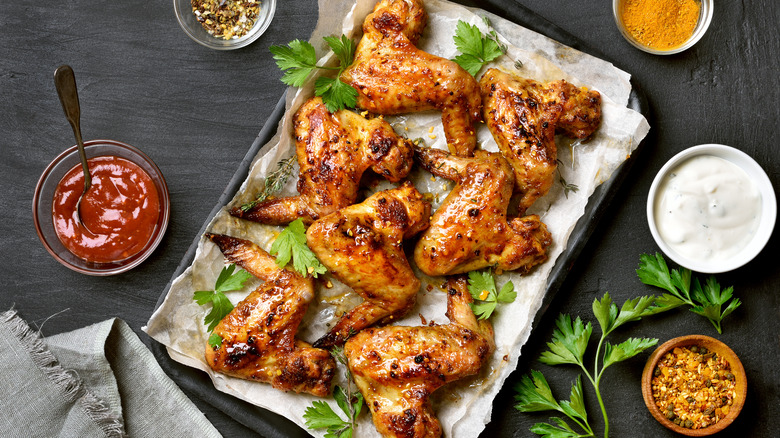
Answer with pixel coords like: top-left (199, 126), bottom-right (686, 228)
top-left (52, 156), bottom-right (160, 263)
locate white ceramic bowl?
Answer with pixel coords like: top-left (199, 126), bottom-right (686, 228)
top-left (647, 144), bottom-right (776, 273)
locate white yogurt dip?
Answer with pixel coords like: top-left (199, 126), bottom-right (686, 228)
top-left (654, 155), bottom-right (762, 262)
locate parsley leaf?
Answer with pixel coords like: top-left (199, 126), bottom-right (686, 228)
top-left (467, 270), bottom-right (516, 319)
top-left (517, 292), bottom-right (658, 437)
top-left (637, 252), bottom-right (740, 333)
top-left (270, 218), bottom-right (327, 278)
top-left (207, 332), bottom-right (224, 349)
top-left (452, 19), bottom-right (505, 76)
top-left (270, 35), bottom-right (359, 112)
top-left (304, 347), bottom-right (364, 438)
top-left (270, 39), bottom-right (318, 87)
top-left (539, 314), bottom-right (592, 368)
top-left (193, 264), bottom-right (252, 332)
top-left (515, 372), bottom-right (593, 437)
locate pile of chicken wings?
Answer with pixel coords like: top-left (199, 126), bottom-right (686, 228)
top-left (206, 1), bottom-right (601, 436)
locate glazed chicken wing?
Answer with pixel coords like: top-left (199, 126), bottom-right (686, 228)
top-left (344, 276), bottom-right (495, 438)
top-left (204, 233), bottom-right (335, 397)
top-left (413, 145), bottom-right (552, 277)
top-left (230, 97), bottom-right (414, 224)
top-left (480, 68), bottom-right (601, 213)
top-left (307, 182), bottom-right (430, 348)
top-left (341, 0), bottom-right (482, 156)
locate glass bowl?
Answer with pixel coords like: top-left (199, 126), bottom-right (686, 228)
top-left (613, 0), bottom-right (713, 55)
top-left (174, 0), bottom-right (276, 50)
top-left (646, 144), bottom-right (776, 273)
top-left (33, 139), bottom-right (170, 276)
top-left (641, 335), bottom-right (747, 435)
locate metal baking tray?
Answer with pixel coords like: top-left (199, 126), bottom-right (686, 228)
top-left (150, 1), bottom-right (649, 436)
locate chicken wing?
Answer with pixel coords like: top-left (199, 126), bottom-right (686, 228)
top-left (344, 276), bottom-right (495, 438)
top-left (204, 233), bottom-right (335, 397)
top-left (307, 182), bottom-right (430, 348)
top-left (341, 0), bottom-right (482, 156)
top-left (480, 68), bottom-right (601, 213)
top-left (413, 145), bottom-right (552, 277)
top-left (230, 97), bottom-right (414, 225)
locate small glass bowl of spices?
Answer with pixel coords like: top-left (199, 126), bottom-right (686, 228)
top-left (641, 335), bottom-right (747, 435)
top-left (613, 0), bottom-right (713, 54)
top-left (174, 0), bottom-right (276, 50)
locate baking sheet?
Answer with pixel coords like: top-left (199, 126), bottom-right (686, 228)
top-left (146, 0), bottom-right (650, 436)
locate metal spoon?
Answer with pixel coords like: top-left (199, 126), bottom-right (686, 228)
top-left (54, 65), bottom-right (93, 232)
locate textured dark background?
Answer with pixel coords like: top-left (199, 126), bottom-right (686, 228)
top-left (1, 0), bottom-right (777, 437)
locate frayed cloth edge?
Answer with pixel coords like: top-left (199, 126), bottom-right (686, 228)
top-left (1, 310), bottom-right (125, 438)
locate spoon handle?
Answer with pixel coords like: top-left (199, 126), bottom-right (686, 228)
top-left (54, 65), bottom-right (91, 190)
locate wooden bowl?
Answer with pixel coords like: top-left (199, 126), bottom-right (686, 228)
top-left (641, 335), bottom-right (747, 436)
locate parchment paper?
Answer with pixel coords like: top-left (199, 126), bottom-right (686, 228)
top-left (144, 0), bottom-right (650, 436)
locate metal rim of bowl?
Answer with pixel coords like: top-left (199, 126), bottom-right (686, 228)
top-left (641, 335), bottom-right (747, 435)
top-left (612, 0), bottom-right (714, 55)
top-left (173, 0), bottom-right (277, 50)
top-left (33, 139), bottom-right (171, 276)
top-left (646, 144), bottom-right (777, 274)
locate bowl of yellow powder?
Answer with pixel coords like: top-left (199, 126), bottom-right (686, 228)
top-left (613, 0), bottom-right (713, 54)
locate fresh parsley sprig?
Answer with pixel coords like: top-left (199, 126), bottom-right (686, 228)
top-left (240, 155), bottom-right (297, 212)
top-left (515, 372), bottom-right (593, 437)
top-left (193, 264), bottom-right (253, 348)
top-left (637, 252), bottom-right (740, 333)
top-left (467, 269), bottom-right (516, 320)
top-left (270, 35), bottom-right (358, 112)
top-left (452, 18), bottom-right (506, 76)
top-left (270, 218), bottom-right (327, 278)
top-left (515, 292), bottom-right (658, 438)
top-left (304, 347), bottom-right (364, 438)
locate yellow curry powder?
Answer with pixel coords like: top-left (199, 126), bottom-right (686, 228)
top-left (621, 0), bottom-right (701, 50)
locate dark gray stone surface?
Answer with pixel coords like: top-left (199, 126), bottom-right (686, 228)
top-left (1, 0), bottom-right (776, 437)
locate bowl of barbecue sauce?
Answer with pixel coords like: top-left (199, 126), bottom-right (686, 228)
top-left (33, 139), bottom-right (170, 275)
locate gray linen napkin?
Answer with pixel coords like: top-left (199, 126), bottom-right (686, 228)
top-left (0, 310), bottom-right (222, 438)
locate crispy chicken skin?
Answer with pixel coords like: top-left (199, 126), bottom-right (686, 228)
top-left (230, 97), bottom-right (414, 225)
top-left (204, 233), bottom-right (335, 397)
top-left (341, 0), bottom-right (482, 156)
top-left (307, 182), bottom-right (430, 348)
top-left (480, 68), bottom-right (601, 213)
top-left (344, 276), bottom-right (495, 438)
top-left (413, 145), bottom-right (552, 277)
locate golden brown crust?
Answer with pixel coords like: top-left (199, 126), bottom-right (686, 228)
top-left (344, 276), bottom-right (494, 438)
top-left (413, 146), bottom-right (552, 277)
top-left (480, 68), bottom-right (601, 212)
top-left (341, 0), bottom-right (481, 156)
top-left (308, 182), bottom-right (430, 348)
top-left (230, 96), bottom-right (414, 224)
top-left (204, 233), bottom-right (335, 397)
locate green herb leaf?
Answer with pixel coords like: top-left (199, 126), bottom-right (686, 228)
top-left (558, 376), bottom-right (588, 424)
top-left (315, 76), bottom-right (358, 113)
top-left (270, 39), bottom-right (318, 87)
top-left (514, 370), bottom-right (561, 412)
top-left (193, 264), bottom-right (252, 332)
top-left (207, 332), bottom-right (224, 349)
top-left (270, 218), bottom-right (327, 278)
top-left (539, 314), bottom-right (592, 367)
top-left (303, 400), bottom-right (347, 430)
top-left (452, 20), bottom-right (505, 76)
top-left (271, 35), bottom-right (358, 112)
top-left (240, 155), bottom-right (297, 212)
top-left (467, 270), bottom-right (516, 320)
top-left (324, 35), bottom-right (356, 69)
top-left (529, 418), bottom-right (581, 438)
top-left (602, 337), bottom-right (658, 369)
top-left (638, 253), bottom-right (740, 333)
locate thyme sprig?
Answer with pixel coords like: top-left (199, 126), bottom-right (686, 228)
top-left (240, 155), bottom-right (296, 212)
top-left (304, 347), bottom-right (364, 438)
